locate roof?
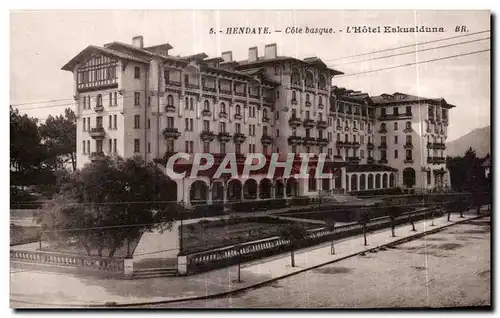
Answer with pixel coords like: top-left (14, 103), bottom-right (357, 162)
top-left (181, 53), bottom-right (209, 62)
top-left (61, 45), bottom-right (150, 71)
top-left (370, 92), bottom-right (456, 108)
top-left (144, 43), bottom-right (174, 51)
top-left (235, 56), bottom-right (344, 76)
top-left (346, 164), bottom-right (398, 173)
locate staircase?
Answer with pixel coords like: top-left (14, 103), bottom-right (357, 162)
top-left (128, 267), bottom-right (178, 279)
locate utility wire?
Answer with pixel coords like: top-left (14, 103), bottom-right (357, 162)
top-left (336, 37), bottom-right (490, 66)
top-left (324, 30), bottom-right (490, 62)
top-left (334, 49), bottom-right (490, 78)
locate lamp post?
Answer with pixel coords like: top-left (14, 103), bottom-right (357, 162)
top-left (179, 200), bottom-right (184, 255)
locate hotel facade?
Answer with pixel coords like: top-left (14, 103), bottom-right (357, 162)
top-left (62, 36), bottom-right (455, 206)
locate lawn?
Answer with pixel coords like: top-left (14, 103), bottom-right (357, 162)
top-left (10, 224), bottom-right (41, 246)
top-left (181, 216), bottom-right (320, 254)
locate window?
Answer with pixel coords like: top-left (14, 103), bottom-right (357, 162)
top-left (368, 123), bottom-right (372, 131)
top-left (337, 119), bottom-right (341, 127)
top-left (113, 139), bottom-right (117, 153)
top-left (134, 66), bottom-right (140, 79)
top-left (406, 135), bottom-right (412, 144)
top-left (249, 144), bottom-right (255, 153)
top-left (306, 111), bottom-right (310, 119)
top-left (147, 97), bottom-right (151, 107)
top-left (319, 113), bottom-right (323, 121)
top-left (406, 106), bottom-right (411, 114)
top-left (235, 144), bottom-right (241, 154)
top-left (189, 98), bottom-right (194, 110)
top-left (83, 96), bottom-right (86, 109)
top-left (328, 148), bottom-right (333, 156)
top-left (263, 126), bottom-right (268, 136)
top-left (220, 122), bottom-right (226, 133)
top-left (134, 92), bottom-right (140, 106)
top-left (305, 129), bottom-right (310, 138)
top-left (96, 140), bottom-right (103, 153)
top-left (203, 120), bottom-right (210, 132)
top-left (345, 120), bottom-right (349, 128)
top-left (360, 121), bottom-right (365, 130)
top-left (276, 129), bottom-right (280, 137)
top-left (394, 149), bottom-right (398, 159)
top-left (292, 129), bottom-right (297, 136)
top-left (185, 97), bottom-right (189, 109)
top-left (164, 70), bottom-right (170, 83)
top-left (381, 135), bottom-right (387, 143)
top-left (406, 121), bottom-right (411, 129)
top-left (204, 100), bottom-right (210, 111)
top-left (109, 93), bottom-right (112, 106)
top-left (235, 123), bottom-right (241, 133)
top-left (306, 94), bottom-right (310, 103)
top-left (394, 122), bottom-right (398, 130)
top-left (427, 171), bottom-right (431, 185)
top-left (406, 149), bottom-right (412, 159)
top-left (184, 141), bottom-right (194, 153)
top-left (113, 92), bottom-right (118, 106)
top-left (263, 145), bottom-right (269, 155)
top-left (306, 146), bottom-right (311, 154)
top-left (147, 142), bottom-right (150, 153)
top-left (328, 132), bottom-right (332, 141)
top-left (113, 115), bottom-right (117, 129)
top-left (292, 109), bottom-right (297, 117)
top-left (87, 118), bottom-right (90, 131)
top-left (189, 119), bottom-right (193, 131)
top-left (166, 117), bottom-right (174, 129)
top-left (203, 142), bottom-right (210, 153)
top-left (87, 140), bottom-right (90, 153)
top-left (292, 91), bottom-right (297, 101)
top-left (108, 139), bottom-right (112, 153)
top-left (83, 118), bottom-right (86, 131)
top-left (82, 141), bottom-right (86, 154)
top-left (381, 108), bottom-right (386, 116)
top-left (134, 139), bottom-right (140, 153)
top-left (236, 104), bottom-right (241, 114)
top-left (292, 145), bottom-right (297, 153)
top-left (381, 150), bottom-right (387, 160)
top-left (220, 103), bottom-right (226, 113)
top-left (360, 135), bottom-right (365, 144)
top-left (134, 115), bottom-right (140, 129)
top-left (108, 115), bottom-right (112, 129)
top-left (276, 111), bottom-right (279, 119)
top-left (360, 149), bottom-right (365, 158)
top-left (96, 94), bottom-right (102, 107)
top-left (263, 108), bottom-right (268, 119)
top-left (147, 119), bottom-right (151, 129)
top-left (96, 116), bottom-right (103, 128)
top-left (220, 143), bottom-right (226, 153)
top-left (319, 96), bottom-right (323, 105)
top-left (184, 74), bottom-right (189, 86)
top-left (393, 107), bottom-right (398, 115)
top-left (394, 136), bottom-right (398, 144)
top-left (353, 135), bottom-right (357, 143)
top-left (166, 140), bottom-right (174, 152)
top-left (353, 121), bottom-right (357, 129)
top-left (344, 134), bottom-right (348, 142)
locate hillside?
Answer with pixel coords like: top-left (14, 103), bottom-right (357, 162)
top-left (446, 126), bottom-right (491, 157)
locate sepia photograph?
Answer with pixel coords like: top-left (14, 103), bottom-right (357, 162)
top-left (9, 9), bottom-right (492, 309)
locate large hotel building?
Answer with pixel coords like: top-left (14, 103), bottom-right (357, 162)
top-left (62, 36), bottom-right (455, 206)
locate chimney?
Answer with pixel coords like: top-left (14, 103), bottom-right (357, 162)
top-left (221, 51), bottom-right (233, 63)
top-left (132, 36), bottom-right (144, 49)
top-left (264, 43), bottom-right (277, 59)
top-left (248, 47), bottom-right (258, 62)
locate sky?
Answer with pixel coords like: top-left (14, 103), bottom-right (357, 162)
top-left (10, 10), bottom-right (490, 141)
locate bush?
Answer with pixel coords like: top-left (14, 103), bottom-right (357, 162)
top-left (189, 203), bottom-right (225, 218)
top-left (290, 196), bottom-right (310, 206)
top-left (350, 188), bottom-right (403, 197)
top-left (229, 199), bottom-right (288, 213)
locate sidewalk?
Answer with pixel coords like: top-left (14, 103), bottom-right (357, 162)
top-left (10, 208), bottom-right (488, 308)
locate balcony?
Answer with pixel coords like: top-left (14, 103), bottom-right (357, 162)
top-left (427, 142), bottom-right (433, 149)
top-left (202, 86), bottom-right (216, 93)
top-left (217, 132), bottom-right (231, 142)
top-left (344, 126), bottom-right (350, 132)
top-left (336, 141), bottom-right (348, 147)
top-left (89, 127), bottom-right (105, 139)
top-left (428, 114), bottom-right (435, 123)
top-left (200, 131), bottom-right (215, 142)
top-left (287, 136), bottom-right (303, 145)
top-left (202, 110), bottom-right (212, 117)
top-left (378, 143), bottom-right (387, 149)
top-left (305, 101), bottom-right (311, 107)
top-left (262, 117), bottom-right (270, 123)
top-left (303, 137), bottom-right (317, 146)
top-left (235, 91), bottom-right (246, 97)
top-left (303, 119), bottom-right (316, 128)
top-left (163, 128), bottom-right (181, 139)
top-left (220, 89), bottom-right (232, 95)
top-left (404, 143), bottom-right (414, 149)
top-left (427, 157), bottom-right (446, 164)
top-left (367, 157), bottom-right (376, 164)
top-left (233, 133), bottom-right (246, 143)
top-left (94, 105), bottom-right (104, 112)
top-left (288, 117), bottom-right (302, 127)
top-left (316, 120), bottom-right (328, 129)
top-left (234, 113), bottom-right (242, 120)
top-left (261, 135), bottom-right (274, 145)
top-left (291, 99), bottom-right (298, 105)
top-left (333, 155), bottom-right (344, 162)
top-left (165, 105), bottom-right (176, 113)
top-left (378, 158), bottom-right (388, 164)
top-left (318, 103), bottom-right (324, 109)
top-left (434, 142), bottom-right (446, 150)
top-left (367, 143), bottom-right (375, 150)
top-left (186, 83), bottom-right (199, 90)
top-left (336, 125), bottom-right (342, 131)
top-left (404, 127), bottom-right (413, 133)
top-left (317, 138), bottom-right (329, 146)
top-left (443, 118), bottom-right (449, 126)
top-left (378, 128), bottom-right (387, 133)
top-left (89, 151), bottom-right (105, 161)
top-left (219, 111), bottom-right (228, 119)
top-left (378, 112), bottom-right (413, 120)
top-left (352, 127), bottom-right (358, 132)
top-left (249, 93), bottom-right (260, 99)
top-left (351, 142), bottom-right (361, 148)
top-left (404, 158), bottom-right (414, 164)
top-left (346, 157), bottom-right (361, 165)
top-left (166, 80), bottom-right (181, 87)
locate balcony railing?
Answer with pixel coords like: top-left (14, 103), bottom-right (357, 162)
top-left (427, 157), bottom-right (446, 164)
top-left (166, 80), bottom-right (181, 87)
top-left (202, 86), bottom-right (216, 92)
top-left (433, 142), bottom-right (446, 150)
top-left (163, 127), bottom-right (181, 139)
top-left (403, 143), bottom-right (414, 149)
top-left (366, 143), bottom-right (375, 150)
top-left (346, 157), bottom-right (361, 165)
top-left (305, 101), bottom-right (312, 107)
top-left (219, 111), bottom-right (228, 119)
top-left (318, 104), bottom-right (324, 109)
top-left (378, 158), bottom-right (388, 164)
top-left (288, 117), bottom-right (302, 127)
top-left (165, 105), bottom-right (176, 112)
top-left (287, 136), bottom-right (303, 145)
top-left (186, 83), bottom-right (199, 90)
top-left (233, 133), bottom-right (246, 143)
top-left (202, 110), bottom-right (212, 117)
top-left (303, 119), bottom-right (316, 128)
top-left (378, 128), bottom-right (387, 133)
top-left (234, 113), bottom-right (242, 120)
top-left (262, 117), bottom-right (270, 123)
top-left (89, 127), bottom-right (105, 139)
top-left (234, 91), bottom-right (246, 97)
top-left (367, 157), bottom-right (376, 164)
top-left (217, 132), bottom-right (231, 142)
top-left (378, 143), bottom-right (387, 149)
top-left (316, 120), bottom-right (328, 129)
top-left (200, 131), bottom-right (215, 141)
top-left (220, 89), bottom-right (232, 95)
top-left (404, 158), bottom-right (414, 164)
top-left (291, 99), bottom-right (298, 105)
top-left (317, 138), bottom-right (329, 146)
top-left (404, 127), bottom-right (413, 133)
top-left (261, 135), bottom-right (274, 145)
top-left (94, 105), bottom-right (104, 112)
top-left (336, 141), bottom-right (348, 147)
top-left (89, 151), bottom-right (105, 161)
top-left (303, 137), bottom-right (317, 146)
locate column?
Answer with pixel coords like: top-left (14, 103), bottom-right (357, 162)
top-left (241, 186), bottom-right (245, 202)
top-left (207, 185), bottom-right (213, 204)
top-left (256, 185), bottom-right (260, 201)
top-left (271, 184), bottom-right (276, 199)
top-left (223, 183), bottom-right (228, 204)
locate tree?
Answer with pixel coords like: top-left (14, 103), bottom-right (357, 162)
top-left (36, 156), bottom-right (180, 257)
top-left (387, 206), bottom-right (402, 237)
top-left (279, 223), bottom-right (308, 267)
top-left (325, 219), bottom-right (336, 254)
top-left (357, 209), bottom-right (371, 246)
top-left (39, 108), bottom-right (77, 171)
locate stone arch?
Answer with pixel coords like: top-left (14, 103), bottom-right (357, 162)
top-left (286, 177), bottom-right (299, 196)
top-left (305, 70), bottom-right (315, 88)
top-left (403, 168), bottom-right (416, 188)
top-left (227, 179), bottom-right (242, 201)
top-left (167, 94), bottom-right (174, 106)
top-left (189, 180), bottom-right (208, 205)
top-left (211, 181), bottom-right (224, 203)
top-left (259, 178), bottom-right (273, 199)
top-left (360, 174), bottom-right (366, 190)
top-left (291, 67), bottom-right (301, 85)
top-left (375, 174), bottom-right (381, 189)
top-left (382, 173), bottom-right (388, 188)
top-left (319, 74), bottom-right (327, 90)
top-left (380, 123), bottom-right (386, 130)
top-left (351, 174), bottom-right (358, 191)
top-left (368, 174), bottom-right (374, 190)
top-left (390, 173), bottom-right (395, 188)
top-left (243, 179), bottom-right (258, 200)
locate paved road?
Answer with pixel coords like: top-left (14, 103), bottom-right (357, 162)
top-left (149, 217), bottom-right (491, 308)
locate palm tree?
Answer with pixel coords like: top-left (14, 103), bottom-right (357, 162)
top-left (279, 223), bottom-right (308, 267)
top-left (387, 206), bottom-right (401, 237)
top-left (325, 219), bottom-right (336, 255)
top-left (357, 209), bottom-right (371, 246)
